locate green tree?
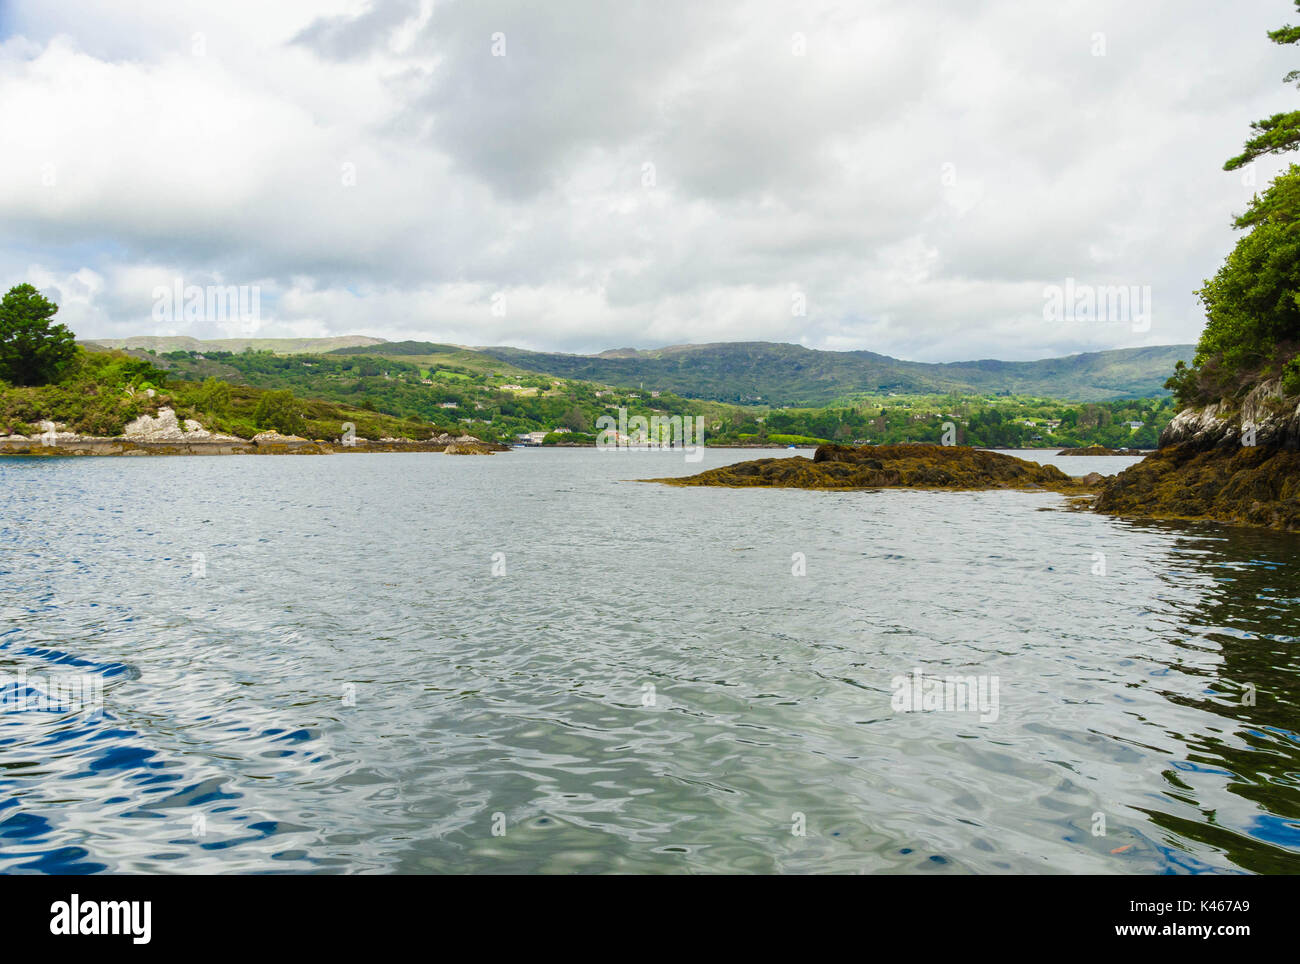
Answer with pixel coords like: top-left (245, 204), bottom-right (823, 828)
top-left (1174, 7), bottom-right (1300, 406)
top-left (1225, 3), bottom-right (1300, 171)
top-left (560, 406), bottom-right (589, 432)
top-left (196, 376), bottom-right (232, 416)
top-left (0, 283), bottom-right (77, 386)
top-left (252, 389), bottom-right (305, 435)
top-left (1195, 203), bottom-right (1300, 370)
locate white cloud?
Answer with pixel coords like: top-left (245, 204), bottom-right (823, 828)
top-left (0, 0), bottom-right (1296, 360)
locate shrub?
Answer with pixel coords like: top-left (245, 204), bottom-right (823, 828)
top-left (252, 390), bottom-right (306, 435)
top-left (1283, 355), bottom-right (1300, 396)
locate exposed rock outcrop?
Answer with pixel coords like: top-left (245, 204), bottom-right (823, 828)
top-left (1094, 379), bottom-right (1300, 530)
top-left (1158, 378), bottom-right (1300, 451)
top-left (123, 408), bottom-right (241, 442)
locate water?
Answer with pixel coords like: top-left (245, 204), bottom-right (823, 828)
top-left (999, 447), bottom-right (1148, 478)
top-left (1, 448), bottom-right (1297, 874)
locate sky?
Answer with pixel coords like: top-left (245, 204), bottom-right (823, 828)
top-left (1, 0), bottom-right (1298, 361)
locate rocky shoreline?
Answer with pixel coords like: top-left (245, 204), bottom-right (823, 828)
top-left (0, 408), bottom-right (505, 457)
top-left (1094, 378), bottom-right (1300, 530)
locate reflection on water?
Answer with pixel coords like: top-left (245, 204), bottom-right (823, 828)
top-left (0, 449), bottom-right (1297, 873)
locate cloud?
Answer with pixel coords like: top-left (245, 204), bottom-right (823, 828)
top-left (0, 0), bottom-right (1295, 359)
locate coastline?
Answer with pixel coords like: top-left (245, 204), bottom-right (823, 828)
top-left (0, 435), bottom-right (507, 457)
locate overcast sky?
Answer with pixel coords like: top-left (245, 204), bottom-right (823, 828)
top-left (1, 0), bottom-right (1297, 361)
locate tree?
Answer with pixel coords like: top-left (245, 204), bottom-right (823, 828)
top-left (252, 389), bottom-right (305, 435)
top-left (1175, 8), bottom-right (1300, 406)
top-left (1195, 198), bottom-right (1300, 370)
top-left (0, 283), bottom-right (77, 385)
top-left (1225, 3), bottom-right (1300, 171)
top-left (195, 376), bottom-right (232, 416)
top-left (560, 406), bottom-right (588, 432)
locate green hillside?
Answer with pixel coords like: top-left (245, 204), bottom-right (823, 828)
top-left (87, 336), bottom-right (1191, 405)
top-left (64, 334), bottom-right (1194, 447)
top-left (474, 341), bottom-right (1193, 405)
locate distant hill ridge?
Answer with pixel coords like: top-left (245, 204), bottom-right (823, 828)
top-left (87, 335), bottom-right (387, 355)
top-left (91, 336), bottom-right (1193, 403)
top-left (472, 341), bottom-right (1193, 404)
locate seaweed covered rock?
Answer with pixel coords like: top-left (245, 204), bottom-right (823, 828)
top-left (1093, 378), bottom-right (1300, 530)
top-left (647, 443), bottom-right (1088, 491)
top-left (1055, 446), bottom-right (1146, 456)
top-left (1095, 442), bottom-right (1300, 530)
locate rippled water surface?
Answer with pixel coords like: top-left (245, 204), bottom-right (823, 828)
top-left (2, 448), bottom-right (1298, 874)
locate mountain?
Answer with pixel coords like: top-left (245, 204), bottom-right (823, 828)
top-left (96, 335), bottom-right (1193, 404)
top-left (85, 335), bottom-right (387, 355)
top-left (471, 342), bottom-right (1194, 404)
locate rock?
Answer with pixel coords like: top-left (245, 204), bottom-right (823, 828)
top-left (1056, 446), bottom-right (1146, 456)
top-left (647, 443), bottom-right (1095, 491)
top-left (1160, 378), bottom-right (1300, 451)
top-left (1095, 378), bottom-right (1300, 530)
top-left (252, 431), bottom-right (309, 444)
top-left (1096, 442), bottom-right (1300, 530)
top-left (123, 407), bottom-right (236, 442)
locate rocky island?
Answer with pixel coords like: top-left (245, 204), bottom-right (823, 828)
top-left (1055, 445), bottom-right (1147, 456)
top-left (646, 442), bottom-right (1098, 492)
